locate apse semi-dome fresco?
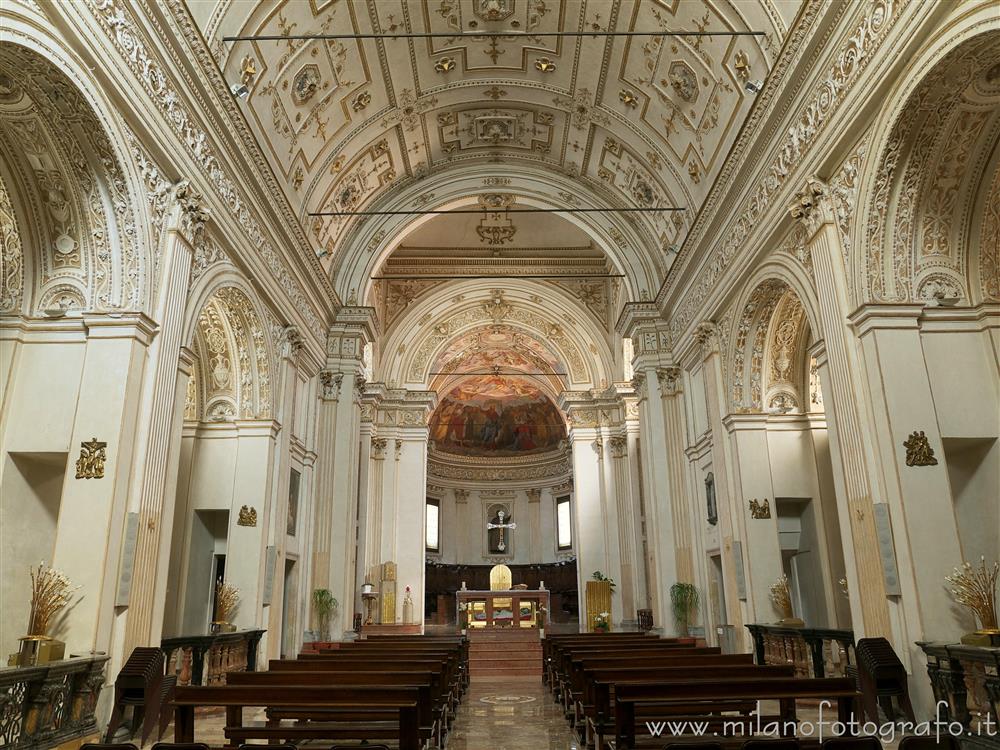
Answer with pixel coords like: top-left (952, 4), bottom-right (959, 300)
top-left (429, 376), bottom-right (567, 457)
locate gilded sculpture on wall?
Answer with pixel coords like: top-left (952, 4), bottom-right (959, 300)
top-left (903, 430), bottom-right (938, 466)
top-left (237, 505), bottom-right (257, 527)
top-left (749, 498), bottom-right (771, 519)
top-left (75, 437), bottom-right (107, 479)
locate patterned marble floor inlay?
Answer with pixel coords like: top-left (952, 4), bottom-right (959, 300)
top-left (448, 677), bottom-right (581, 749)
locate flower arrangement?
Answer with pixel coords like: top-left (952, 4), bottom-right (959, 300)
top-left (594, 611), bottom-right (611, 632)
top-left (26, 563), bottom-right (78, 637)
top-left (214, 580), bottom-right (241, 625)
top-left (945, 557), bottom-right (999, 633)
top-left (769, 575), bottom-right (794, 620)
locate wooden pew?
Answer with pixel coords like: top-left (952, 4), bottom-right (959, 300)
top-left (225, 670), bottom-right (441, 747)
top-left (612, 677), bottom-right (859, 750)
top-left (582, 664), bottom-right (795, 750)
top-left (171, 684), bottom-right (421, 750)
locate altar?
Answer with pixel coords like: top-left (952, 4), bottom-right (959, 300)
top-left (456, 589), bottom-right (550, 629)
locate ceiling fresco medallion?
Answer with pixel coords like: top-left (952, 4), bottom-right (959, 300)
top-left (291, 64), bottom-right (321, 105)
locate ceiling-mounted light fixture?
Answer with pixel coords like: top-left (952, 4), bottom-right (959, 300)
top-left (744, 79), bottom-right (764, 94)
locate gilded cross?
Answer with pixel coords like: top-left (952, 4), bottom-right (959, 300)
top-left (487, 509), bottom-right (517, 552)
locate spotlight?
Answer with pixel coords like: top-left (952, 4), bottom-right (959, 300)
top-left (231, 83), bottom-right (250, 99)
top-left (745, 79), bottom-right (764, 94)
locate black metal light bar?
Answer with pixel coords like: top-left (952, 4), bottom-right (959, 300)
top-left (372, 274), bottom-right (624, 280)
top-left (225, 30), bottom-right (765, 42)
top-left (311, 206), bottom-right (683, 216)
top-left (429, 371), bottom-right (569, 376)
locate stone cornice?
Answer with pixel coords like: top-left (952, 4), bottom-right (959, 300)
top-left (68, 0), bottom-right (334, 350)
top-left (658, 0), bottom-right (913, 347)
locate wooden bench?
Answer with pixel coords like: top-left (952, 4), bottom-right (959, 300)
top-left (612, 677), bottom-right (859, 750)
top-left (171, 684), bottom-right (422, 750)
top-left (581, 665), bottom-right (795, 750)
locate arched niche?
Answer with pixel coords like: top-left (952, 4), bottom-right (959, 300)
top-left (186, 285), bottom-right (274, 421)
top-left (856, 29), bottom-right (1000, 305)
top-left (0, 43), bottom-right (149, 315)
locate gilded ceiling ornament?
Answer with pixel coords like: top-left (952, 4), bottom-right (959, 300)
top-left (749, 498), bottom-right (771, 519)
top-left (733, 50), bottom-right (751, 82)
top-left (475, 0), bottom-right (513, 22)
top-left (292, 166), bottom-right (304, 190)
top-left (435, 57), bottom-right (457, 73)
top-left (351, 91), bottom-right (371, 111)
top-left (75, 437), bottom-right (107, 479)
top-left (619, 89), bottom-right (638, 108)
top-left (535, 58), bottom-right (556, 73)
top-left (291, 64), bottom-right (321, 105)
top-left (688, 160), bottom-right (701, 184)
top-left (239, 54), bottom-right (257, 88)
top-left (667, 60), bottom-right (699, 102)
top-left (237, 505), bottom-right (258, 527)
top-left (903, 431), bottom-right (938, 467)
top-left (484, 86), bottom-right (507, 100)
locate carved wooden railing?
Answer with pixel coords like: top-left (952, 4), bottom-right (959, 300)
top-left (918, 642), bottom-right (1000, 748)
top-left (161, 629), bottom-right (265, 686)
top-left (746, 624), bottom-right (855, 678)
top-left (0, 654), bottom-right (108, 750)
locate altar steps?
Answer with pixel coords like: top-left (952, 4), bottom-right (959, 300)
top-left (468, 629), bottom-right (543, 679)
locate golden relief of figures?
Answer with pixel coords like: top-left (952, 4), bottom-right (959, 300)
top-left (903, 430), bottom-right (938, 466)
top-left (75, 437), bottom-right (107, 479)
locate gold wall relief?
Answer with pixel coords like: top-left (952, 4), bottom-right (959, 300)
top-left (903, 431), bottom-right (938, 467)
top-left (237, 505), bottom-right (258, 527)
top-left (75, 438), bottom-right (107, 479)
top-left (749, 498), bottom-right (771, 519)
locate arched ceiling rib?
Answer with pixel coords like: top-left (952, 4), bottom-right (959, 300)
top-left (192, 0), bottom-right (799, 291)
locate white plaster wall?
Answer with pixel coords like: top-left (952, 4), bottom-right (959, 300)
top-left (428, 485), bottom-right (565, 565)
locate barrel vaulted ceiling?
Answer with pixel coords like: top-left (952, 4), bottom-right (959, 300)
top-left (192, 0), bottom-right (800, 291)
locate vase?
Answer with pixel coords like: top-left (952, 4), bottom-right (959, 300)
top-left (17, 635), bottom-right (64, 667)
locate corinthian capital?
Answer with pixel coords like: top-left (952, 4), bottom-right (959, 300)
top-left (788, 176), bottom-right (834, 238)
top-left (656, 366), bottom-right (682, 395)
top-left (319, 370), bottom-right (343, 401)
top-left (173, 180), bottom-right (209, 244)
top-left (693, 321), bottom-right (720, 356)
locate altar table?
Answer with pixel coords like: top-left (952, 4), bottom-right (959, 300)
top-left (456, 589), bottom-right (550, 629)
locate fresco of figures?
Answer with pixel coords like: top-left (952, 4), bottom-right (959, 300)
top-left (429, 375), bottom-right (567, 457)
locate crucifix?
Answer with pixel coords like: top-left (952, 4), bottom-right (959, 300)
top-left (487, 509), bottom-right (517, 552)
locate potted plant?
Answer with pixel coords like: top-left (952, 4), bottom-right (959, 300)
top-left (594, 611), bottom-right (611, 633)
top-left (670, 582), bottom-right (699, 637)
top-left (592, 570), bottom-right (617, 593)
top-left (312, 588), bottom-right (338, 643)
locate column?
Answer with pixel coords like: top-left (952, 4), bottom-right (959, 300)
top-left (53, 314), bottom-right (156, 655)
top-left (723, 415), bottom-right (783, 625)
top-left (696, 322), bottom-right (747, 642)
top-left (617, 304), bottom-right (682, 632)
top-left (850, 306), bottom-right (965, 648)
top-left (527, 488), bottom-right (543, 562)
top-left (310, 307), bottom-right (377, 638)
top-left (357, 386), bottom-right (435, 626)
top-left (789, 178), bottom-right (892, 640)
top-left (561, 391), bottom-right (626, 629)
top-left (122, 182), bottom-right (202, 654)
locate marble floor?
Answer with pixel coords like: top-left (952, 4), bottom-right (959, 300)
top-left (447, 677), bottom-right (582, 749)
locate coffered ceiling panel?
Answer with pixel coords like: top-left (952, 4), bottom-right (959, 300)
top-left (197, 0), bottom-right (799, 284)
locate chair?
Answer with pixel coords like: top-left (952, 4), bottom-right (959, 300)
top-left (742, 740), bottom-right (802, 750)
top-left (899, 737), bottom-right (960, 750)
top-left (822, 737), bottom-right (882, 750)
top-left (81, 745), bottom-right (139, 750)
top-left (151, 744), bottom-right (210, 750)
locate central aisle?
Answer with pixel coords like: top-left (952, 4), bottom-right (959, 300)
top-left (447, 678), bottom-right (582, 749)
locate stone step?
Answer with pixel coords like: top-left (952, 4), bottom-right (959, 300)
top-left (469, 656), bottom-right (541, 669)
